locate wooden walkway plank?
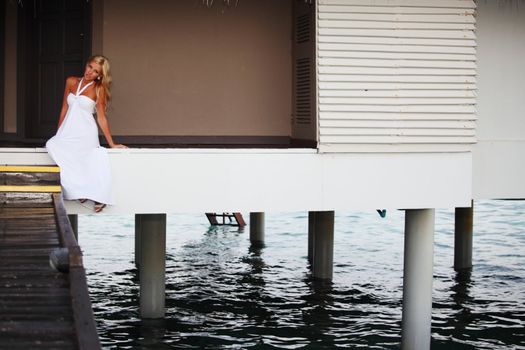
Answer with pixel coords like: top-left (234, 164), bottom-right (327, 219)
top-left (0, 192), bottom-right (53, 207)
top-left (0, 166), bottom-right (101, 349)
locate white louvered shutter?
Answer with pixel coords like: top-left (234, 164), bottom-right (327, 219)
top-left (317, 0), bottom-right (477, 153)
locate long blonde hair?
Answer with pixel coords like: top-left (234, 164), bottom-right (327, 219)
top-left (88, 55), bottom-right (112, 107)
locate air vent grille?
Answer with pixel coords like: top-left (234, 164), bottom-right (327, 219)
top-left (296, 14), bottom-right (310, 44)
top-left (295, 57), bottom-right (311, 125)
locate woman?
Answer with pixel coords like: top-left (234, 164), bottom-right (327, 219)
top-left (46, 55), bottom-right (126, 213)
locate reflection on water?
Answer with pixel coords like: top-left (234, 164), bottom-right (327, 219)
top-left (80, 200), bottom-right (525, 349)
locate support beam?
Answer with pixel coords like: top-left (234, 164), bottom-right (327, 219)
top-left (454, 202), bottom-right (473, 271)
top-left (135, 214), bottom-right (142, 269)
top-left (68, 214), bottom-right (78, 242)
top-left (401, 209), bottom-right (435, 350)
top-left (307, 211), bottom-right (316, 265)
top-left (311, 211), bottom-right (334, 280)
top-left (249, 212), bottom-right (265, 246)
top-left (138, 214), bottom-right (166, 319)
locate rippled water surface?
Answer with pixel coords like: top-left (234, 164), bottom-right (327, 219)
top-left (79, 200), bottom-right (525, 349)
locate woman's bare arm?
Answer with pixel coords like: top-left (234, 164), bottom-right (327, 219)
top-left (95, 89), bottom-right (126, 148)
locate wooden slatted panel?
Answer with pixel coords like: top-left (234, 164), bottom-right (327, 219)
top-left (317, 0), bottom-right (477, 152)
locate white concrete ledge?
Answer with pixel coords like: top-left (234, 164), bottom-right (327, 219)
top-left (1, 147), bottom-right (472, 214)
top-left (473, 141), bottom-right (525, 199)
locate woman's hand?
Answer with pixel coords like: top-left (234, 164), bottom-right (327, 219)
top-left (110, 143), bottom-right (128, 149)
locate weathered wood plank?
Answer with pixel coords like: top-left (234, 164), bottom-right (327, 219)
top-left (2, 228), bottom-right (56, 234)
top-left (0, 193), bottom-right (53, 206)
top-left (0, 248), bottom-right (65, 257)
top-left (69, 268), bottom-right (102, 350)
top-left (0, 207), bottom-right (55, 216)
top-left (0, 270), bottom-right (67, 280)
top-left (0, 304), bottom-right (73, 313)
top-left (0, 178), bottom-right (100, 349)
top-left (52, 194), bottom-right (102, 349)
top-left (52, 194), bottom-right (79, 252)
top-left (2, 226), bottom-right (57, 232)
top-left (0, 307), bottom-right (73, 320)
top-left (0, 240), bottom-right (59, 247)
top-left (0, 261), bottom-right (55, 269)
top-left (0, 288), bottom-right (71, 298)
top-left (0, 256), bottom-right (52, 263)
top-left (1, 172), bottom-right (60, 186)
top-left (2, 227), bottom-right (57, 232)
top-left (0, 340), bottom-right (75, 349)
top-left (0, 279), bottom-right (69, 288)
top-left (0, 238), bottom-right (58, 246)
top-left (0, 293), bottom-right (70, 303)
top-left (0, 320), bottom-right (75, 337)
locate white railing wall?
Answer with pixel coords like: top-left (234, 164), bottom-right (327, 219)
top-left (0, 148), bottom-right (472, 213)
top-left (317, 0), bottom-right (477, 153)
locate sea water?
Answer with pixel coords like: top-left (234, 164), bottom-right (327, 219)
top-left (80, 200), bottom-right (525, 349)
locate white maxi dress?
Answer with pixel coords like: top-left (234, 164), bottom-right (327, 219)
top-left (46, 79), bottom-right (115, 205)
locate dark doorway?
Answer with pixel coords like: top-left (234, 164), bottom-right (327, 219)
top-left (18, 0), bottom-right (91, 141)
top-left (0, 0), bottom-right (5, 135)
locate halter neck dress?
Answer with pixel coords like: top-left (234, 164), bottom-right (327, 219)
top-left (46, 78), bottom-right (115, 205)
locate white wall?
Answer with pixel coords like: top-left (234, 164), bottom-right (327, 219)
top-left (0, 148), bottom-right (471, 214)
top-left (474, 0), bottom-right (525, 199)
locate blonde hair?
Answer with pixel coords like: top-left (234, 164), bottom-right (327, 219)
top-left (88, 55), bottom-right (112, 107)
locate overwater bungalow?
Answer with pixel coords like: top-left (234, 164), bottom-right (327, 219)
top-left (1, 0), bottom-right (523, 349)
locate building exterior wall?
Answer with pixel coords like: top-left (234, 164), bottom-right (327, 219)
top-left (473, 0), bottom-right (525, 199)
top-left (99, 0), bottom-right (293, 137)
top-left (0, 1), bottom-right (480, 211)
top-left (92, 0), bottom-right (103, 57)
top-left (316, 0), bottom-right (477, 153)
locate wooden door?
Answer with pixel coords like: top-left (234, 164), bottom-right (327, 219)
top-left (20, 0), bottom-right (91, 140)
top-left (0, 1), bottom-right (5, 135)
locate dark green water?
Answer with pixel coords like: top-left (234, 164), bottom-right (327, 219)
top-left (80, 200), bottom-right (525, 349)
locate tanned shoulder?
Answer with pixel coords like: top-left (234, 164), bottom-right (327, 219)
top-left (64, 76), bottom-right (79, 95)
top-left (66, 76), bottom-right (79, 86)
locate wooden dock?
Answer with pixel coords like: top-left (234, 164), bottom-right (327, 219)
top-left (0, 166), bottom-right (101, 349)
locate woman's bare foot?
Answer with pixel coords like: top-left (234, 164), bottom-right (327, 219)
top-left (94, 202), bottom-right (106, 213)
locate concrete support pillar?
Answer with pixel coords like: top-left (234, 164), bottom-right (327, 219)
top-left (68, 214), bottom-right (78, 242)
top-left (138, 214), bottom-right (166, 319)
top-left (135, 214), bottom-right (142, 269)
top-left (249, 212), bottom-right (265, 245)
top-left (454, 202), bottom-right (473, 271)
top-left (311, 211), bottom-right (334, 281)
top-left (401, 209), bottom-right (435, 350)
top-left (307, 211), bottom-right (316, 265)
